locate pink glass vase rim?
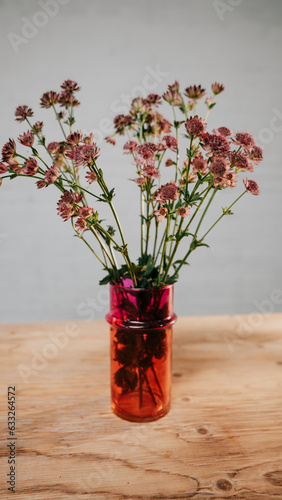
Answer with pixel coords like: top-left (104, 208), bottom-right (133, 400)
top-left (109, 278), bottom-right (174, 292)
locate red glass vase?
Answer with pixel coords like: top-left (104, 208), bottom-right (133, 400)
top-left (106, 279), bottom-right (177, 422)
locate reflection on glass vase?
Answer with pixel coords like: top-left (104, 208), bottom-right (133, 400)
top-left (106, 279), bottom-right (176, 422)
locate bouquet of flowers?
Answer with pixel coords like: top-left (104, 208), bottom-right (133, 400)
top-left (0, 79), bottom-right (262, 290)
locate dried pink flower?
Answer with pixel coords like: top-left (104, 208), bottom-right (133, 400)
top-left (18, 131), bottom-right (34, 148)
top-left (15, 105), bottom-right (33, 122)
top-left (144, 94), bottom-right (162, 107)
top-left (67, 131), bottom-right (83, 146)
top-left (47, 142), bottom-right (60, 154)
top-left (75, 218), bottom-right (87, 231)
top-left (168, 81), bottom-right (180, 92)
top-left (135, 177), bottom-right (146, 186)
top-left (57, 190), bottom-right (82, 221)
top-left (201, 133), bottom-right (230, 157)
top-left (162, 135), bottom-right (178, 152)
top-left (85, 171), bottom-right (97, 184)
top-left (205, 97), bottom-right (213, 107)
top-left (8, 158), bottom-right (21, 173)
top-left (165, 158), bottom-right (174, 167)
top-left (140, 165), bottom-right (159, 179)
top-left (162, 89), bottom-right (182, 106)
top-left (83, 133), bottom-right (94, 145)
top-left (229, 150), bottom-right (252, 171)
top-left (2, 139), bottom-right (16, 162)
top-left (248, 145), bottom-right (263, 164)
top-left (105, 135), bottom-right (116, 145)
top-left (243, 178), bottom-right (259, 195)
top-left (113, 114), bottom-right (134, 133)
top-left (130, 97), bottom-right (148, 114)
top-left (185, 116), bottom-right (206, 137)
top-left (232, 132), bottom-right (255, 151)
top-left (32, 121), bottom-right (43, 133)
top-left (211, 82), bottom-right (225, 95)
top-left (154, 207), bottom-right (168, 222)
top-left (61, 79), bottom-right (80, 92)
top-left (214, 126), bottom-right (232, 137)
top-left (209, 157), bottom-right (228, 183)
top-left (36, 181), bottom-right (46, 189)
top-left (178, 206), bottom-right (190, 217)
top-left (59, 92), bottom-right (80, 109)
top-left (224, 170), bottom-right (237, 187)
top-left (191, 155), bottom-right (208, 175)
top-left (154, 181), bottom-right (180, 203)
top-left (135, 142), bottom-right (157, 165)
top-left (0, 163), bottom-right (8, 174)
top-left (40, 91), bottom-right (59, 108)
top-left (123, 141), bottom-right (138, 153)
top-left (78, 206), bottom-right (93, 219)
top-left (184, 85), bottom-right (206, 99)
top-left (45, 165), bottom-right (60, 184)
top-left (23, 157), bottom-right (38, 176)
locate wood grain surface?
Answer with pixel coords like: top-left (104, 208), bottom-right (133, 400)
top-left (1, 313), bottom-right (282, 499)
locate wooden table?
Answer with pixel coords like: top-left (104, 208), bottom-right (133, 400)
top-left (1, 314), bottom-right (282, 499)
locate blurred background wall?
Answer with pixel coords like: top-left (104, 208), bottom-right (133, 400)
top-left (0, 0), bottom-right (281, 323)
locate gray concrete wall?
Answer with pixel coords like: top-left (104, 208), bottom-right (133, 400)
top-left (0, 0), bottom-right (281, 323)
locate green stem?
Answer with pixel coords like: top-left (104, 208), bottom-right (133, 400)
top-left (200, 190), bottom-right (247, 242)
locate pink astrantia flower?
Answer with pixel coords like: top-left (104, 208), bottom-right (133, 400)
top-left (232, 132), bottom-right (255, 151)
top-left (80, 144), bottom-right (100, 164)
top-left (18, 131), bottom-right (34, 148)
top-left (243, 178), bottom-right (259, 195)
top-left (154, 206), bottom-right (168, 222)
top-left (135, 143), bottom-right (157, 166)
top-left (184, 85), bottom-right (206, 99)
top-left (36, 181), bottom-right (46, 189)
top-left (144, 94), bottom-right (162, 107)
top-left (32, 121), bottom-right (43, 133)
top-left (154, 181), bottom-right (180, 203)
top-left (162, 89), bottom-right (182, 106)
top-left (191, 155), bottom-right (208, 175)
top-left (209, 157), bottom-right (228, 185)
top-left (201, 133), bottom-right (230, 157)
top-left (58, 91), bottom-right (80, 109)
top-left (168, 81), bottom-right (180, 92)
top-left (23, 158), bottom-right (38, 176)
top-left (135, 177), bottom-right (146, 186)
top-left (224, 170), bottom-right (237, 187)
top-left (162, 135), bottom-right (178, 152)
top-left (40, 91), bottom-right (59, 108)
top-left (213, 126), bottom-right (232, 137)
top-left (57, 190), bottom-right (83, 221)
top-left (248, 145), bottom-right (263, 164)
top-left (2, 139), bottom-right (16, 162)
top-left (165, 158), bottom-right (174, 167)
top-left (178, 206), bottom-right (190, 217)
top-left (85, 171), bottom-right (97, 184)
top-left (205, 97), bottom-right (213, 107)
top-left (229, 150), bottom-right (252, 171)
top-left (67, 131), bottom-right (83, 146)
top-left (0, 162), bottom-right (8, 174)
top-left (47, 142), bottom-right (60, 154)
top-left (105, 135), bottom-right (116, 145)
top-left (45, 165), bottom-right (60, 184)
top-left (185, 116), bottom-right (207, 137)
top-left (61, 79), bottom-right (80, 92)
top-left (78, 206), bottom-right (93, 219)
top-left (83, 133), bottom-right (94, 145)
top-left (123, 140), bottom-right (138, 153)
top-left (15, 105), bottom-right (33, 122)
top-left (211, 82), bottom-right (225, 95)
top-left (140, 165), bottom-right (159, 179)
top-left (113, 114), bottom-right (134, 133)
top-left (8, 158), bottom-right (22, 173)
top-left (75, 218), bottom-right (87, 231)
